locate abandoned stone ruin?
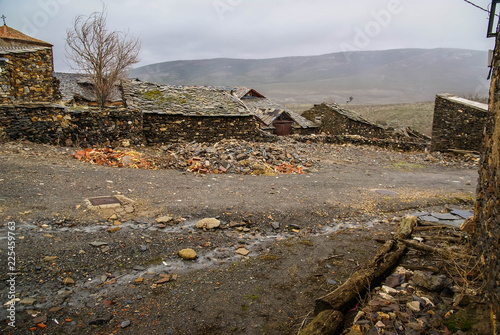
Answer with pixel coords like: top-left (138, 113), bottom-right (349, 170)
top-left (431, 93), bottom-right (490, 153)
top-left (1, 22), bottom-right (500, 333)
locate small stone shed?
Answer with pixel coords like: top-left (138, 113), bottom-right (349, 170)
top-left (302, 103), bottom-right (392, 138)
top-left (230, 87), bottom-right (319, 135)
top-left (0, 24), bottom-right (59, 103)
top-left (123, 80), bottom-right (260, 143)
top-left (431, 93), bottom-right (489, 153)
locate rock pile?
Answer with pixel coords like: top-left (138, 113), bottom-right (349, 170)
top-left (345, 264), bottom-right (484, 334)
top-left (150, 138), bottom-right (316, 174)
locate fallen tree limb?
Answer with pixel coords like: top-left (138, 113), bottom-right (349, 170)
top-left (298, 310), bottom-right (344, 335)
top-left (313, 240), bottom-right (407, 315)
top-left (414, 226), bottom-right (449, 231)
top-left (300, 219), bottom-right (414, 335)
top-left (421, 236), bottom-right (463, 244)
top-left (401, 239), bottom-right (475, 261)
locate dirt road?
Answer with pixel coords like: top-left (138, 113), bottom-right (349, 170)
top-left (0, 141), bottom-right (478, 334)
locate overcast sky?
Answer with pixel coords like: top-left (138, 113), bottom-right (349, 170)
top-left (1, 0), bottom-right (496, 72)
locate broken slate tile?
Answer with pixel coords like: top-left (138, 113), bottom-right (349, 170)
top-left (431, 213), bottom-right (459, 221)
top-left (418, 215), bottom-right (440, 222)
top-left (32, 315), bottom-right (47, 324)
top-left (385, 273), bottom-right (405, 288)
top-left (450, 209), bottom-right (474, 219)
top-left (410, 212), bottom-right (430, 217)
top-left (440, 220), bottom-right (464, 228)
top-left (88, 314), bottom-right (113, 326)
top-left (121, 320), bottom-right (131, 328)
top-left (89, 242), bottom-right (108, 247)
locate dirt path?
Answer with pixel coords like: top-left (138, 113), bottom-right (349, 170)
top-left (0, 141), bottom-right (478, 334)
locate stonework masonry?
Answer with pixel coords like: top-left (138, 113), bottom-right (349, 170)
top-left (0, 105), bottom-right (261, 146)
top-left (473, 27), bottom-right (500, 332)
top-left (431, 94), bottom-right (489, 152)
top-left (0, 47), bottom-right (59, 103)
top-left (143, 112), bottom-right (259, 144)
top-left (0, 104), bottom-right (143, 147)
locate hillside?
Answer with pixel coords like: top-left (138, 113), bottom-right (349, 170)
top-left (129, 48), bottom-right (489, 105)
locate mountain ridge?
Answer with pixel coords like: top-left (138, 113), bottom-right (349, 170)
top-left (129, 48), bottom-right (489, 105)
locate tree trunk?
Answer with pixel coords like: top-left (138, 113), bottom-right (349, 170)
top-left (314, 241), bottom-right (406, 315)
top-left (298, 310), bottom-right (344, 335)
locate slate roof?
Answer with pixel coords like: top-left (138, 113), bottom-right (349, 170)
top-left (55, 72), bottom-right (123, 103)
top-left (0, 25), bottom-right (52, 47)
top-left (322, 103), bottom-right (375, 126)
top-left (123, 79), bottom-right (252, 117)
top-left (227, 87), bottom-right (318, 129)
top-left (253, 108), bottom-right (318, 129)
top-left (232, 87), bottom-right (265, 99)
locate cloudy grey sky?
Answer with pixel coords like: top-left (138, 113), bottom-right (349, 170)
top-left (1, 0), bottom-right (496, 71)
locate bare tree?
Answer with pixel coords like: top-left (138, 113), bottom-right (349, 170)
top-left (66, 9), bottom-right (140, 108)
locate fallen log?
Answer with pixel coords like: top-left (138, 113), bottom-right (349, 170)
top-left (298, 310), bottom-right (344, 335)
top-left (401, 239), bottom-right (475, 261)
top-left (314, 240), bottom-right (407, 315)
top-left (414, 226), bottom-right (449, 231)
top-left (421, 235), bottom-right (463, 244)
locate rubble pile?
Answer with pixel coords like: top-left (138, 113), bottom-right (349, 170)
top-left (346, 267), bottom-right (467, 334)
top-left (153, 138), bottom-right (316, 174)
top-left (72, 148), bottom-right (157, 170)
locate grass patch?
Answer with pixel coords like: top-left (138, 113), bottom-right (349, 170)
top-left (298, 239), bottom-right (314, 246)
top-left (444, 307), bottom-right (475, 332)
top-left (141, 89), bottom-right (189, 105)
top-left (243, 294), bottom-right (259, 302)
top-left (141, 255), bottom-right (164, 266)
top-left (349, 102), bottom-right (434, 136)
top-left (258, 253), bottom-right (281, 261)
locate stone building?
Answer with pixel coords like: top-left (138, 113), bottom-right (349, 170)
top-left (230, 87), bottom-right (318, 135)
top-left (302, 103), bottom-right (393, 138)
top-left (0, 24), bottom-right (59, 103)
top-left (473, 23), bottom-right (500, 333)
top-left (123, 79), bottom-right (260, 143)
top-left (431, 93), bottom-right (489, 152)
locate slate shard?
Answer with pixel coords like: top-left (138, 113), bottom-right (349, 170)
top-left (89, 196), bottom-right (121, 206)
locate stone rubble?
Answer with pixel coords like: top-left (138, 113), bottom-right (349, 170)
top-left (346, 266), bottom-right (473, 334)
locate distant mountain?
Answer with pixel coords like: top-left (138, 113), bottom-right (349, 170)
top-left (129, 48), bottom-right (490, 105)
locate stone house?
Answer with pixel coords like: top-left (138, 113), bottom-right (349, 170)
top-left (431, 93), bottom-right (489, 153)
top-left (123, 79), bottom-right (260, 143)
top-left (0, 24), bottom-right (59, 103)
top-left (230, 87), bottom-right (319, 135)
top-left (302, 103), bottom-right (393, 138)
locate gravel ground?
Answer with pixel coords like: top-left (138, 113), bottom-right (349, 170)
top-left (0, 140), bottom-right (479, 334)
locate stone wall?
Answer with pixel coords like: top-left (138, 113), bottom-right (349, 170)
top-left (143, 112), bottom-right (260, 144)
top-left (431, 94), bottom-right (489, 152)
top-left (0, 48), bottom-right (59, 103)
top-left (473, 28), bottom-right (500, 333)
top-left (0, 104), bottom-right (143, 147)
top-left (0, 105), bottom-right (261, 146)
